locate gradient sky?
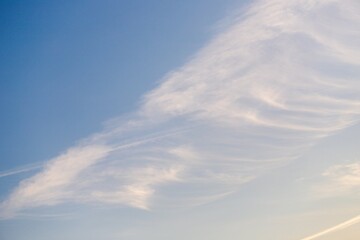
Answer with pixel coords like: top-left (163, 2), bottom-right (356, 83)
top-left (0, 0), bottom-right (359, 240)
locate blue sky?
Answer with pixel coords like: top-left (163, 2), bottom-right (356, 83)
top-left (1, 0), bottom-right (359, 239)
top-left (0, 0), bottom-right (239, 171)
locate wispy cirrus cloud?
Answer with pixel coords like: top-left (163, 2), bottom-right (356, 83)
top-left (1, 0), bottom-right (359, 219)
top-left (313, 162), bottom-right (360, 197)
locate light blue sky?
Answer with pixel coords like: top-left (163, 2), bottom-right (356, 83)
top-left (1, 0), bottom-right (359, 240)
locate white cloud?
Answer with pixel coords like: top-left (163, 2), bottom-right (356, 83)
top-left (0, 144), bottom-right (111, 218)
top-left (1, 0), bottom-right (359, 218)
top-left (314, 163), bottom-right (360, 197)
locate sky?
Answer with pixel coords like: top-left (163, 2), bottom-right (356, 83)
top-left (0, 0), bottom-right (359, 239)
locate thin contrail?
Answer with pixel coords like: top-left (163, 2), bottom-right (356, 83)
top-left (0, 163), bottom-right (44, 179)
top-left (0, 128), bottom-right (187, 180)
top-left (110, 126), bottom-right (192, 152)
top-left (300, 214), bottom-right (360, 240)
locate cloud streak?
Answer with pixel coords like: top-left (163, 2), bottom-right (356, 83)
top-left (1, 0), bottom-right (359, 218)
top-left (0, 162), bottom-right (43, 178)
top-left (299, 214), bottom-right (360, 240)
